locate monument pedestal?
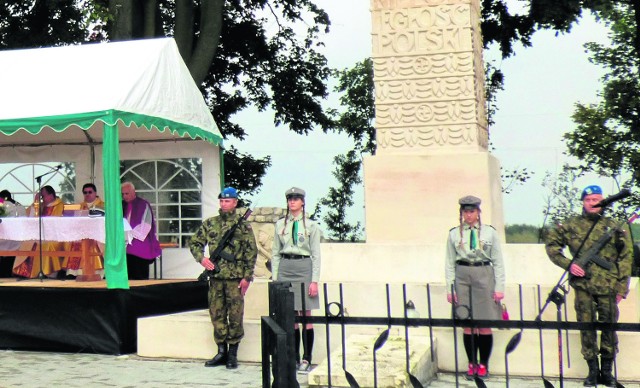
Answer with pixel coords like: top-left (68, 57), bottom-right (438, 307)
top-left (364, 152), bottom-right (505, 244)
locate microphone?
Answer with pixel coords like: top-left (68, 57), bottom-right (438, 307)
top-left (594, 189), bottom-right (632, 208)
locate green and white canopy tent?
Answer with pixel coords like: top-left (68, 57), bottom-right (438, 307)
top-left (0, 38), bottom-right (223, 289)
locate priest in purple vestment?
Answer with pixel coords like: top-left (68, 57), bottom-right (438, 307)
top-left (121, 182), bottom-right (161, 280)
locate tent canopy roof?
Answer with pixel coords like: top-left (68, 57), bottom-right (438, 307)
top-left (0, 38), bottom-right (222, 146)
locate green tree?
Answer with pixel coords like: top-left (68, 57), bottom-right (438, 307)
top-left (564, 3), bottom-right (640, 182)
top-left (0, 0), bottom-right (332, 196)
top-left (314, 150), bottom-right (363, 242)
top-left (540, 164), bottom-right (583, 231)
top-left (505, 223), bottom-right (541, 243)
top-left (313, 59), bottom-right (375, 241)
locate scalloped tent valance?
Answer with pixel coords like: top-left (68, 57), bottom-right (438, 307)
top-left (0, 38), bottom-right (223, 289)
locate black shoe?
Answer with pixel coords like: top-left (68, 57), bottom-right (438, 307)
top-left (599, 358), bottom-right (616, 387)
top-left (204, 343), bottom-right (227, 367)
top-left (226, 343), bottom-right (239, 369)
top-left (584, 358), bottom-right (599, 387)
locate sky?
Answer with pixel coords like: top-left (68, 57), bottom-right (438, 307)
top-left (230, 1), bottom-right (619, 232)
top-left (0, 1), bottom-right (615, 232)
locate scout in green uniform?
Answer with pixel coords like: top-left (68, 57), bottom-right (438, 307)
top-left (546, 185), bottom-right (632, 387)
top-left (271, 187), bottom-right (322, 373)
top-left (445, 195), bottom-right (506, 380)
top-left (189, 187), bottom-right (257, 369)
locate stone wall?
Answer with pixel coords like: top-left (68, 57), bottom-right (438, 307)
top-left (245, 206), bottom-right (287, 279)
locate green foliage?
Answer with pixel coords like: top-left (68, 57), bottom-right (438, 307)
top-left (629, 223), bottom-right (640, 243)
top-left (0, 1), bottom-right (87, 49)
top-left (0, 0), bottom-right (333, 198)
top-left (222, 146), bottom-right (271, 206)
top-left (501, 167), bottom-right (533, 194)
top-left (541, 164), bottom-right (584, 228)
top-left (505, 224), bottom-right (543, 243)
top-left (314, 59), bottom-right (375, 241)
top-left (565, 3), bottom-right (640, 181)
top-left (331, 59), bottom-right (376, 154)
top-left (314, 150), bottom-right (363, 242)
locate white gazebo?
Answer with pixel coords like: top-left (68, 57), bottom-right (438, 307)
top-left (0, 38), bottom-right (223, 288)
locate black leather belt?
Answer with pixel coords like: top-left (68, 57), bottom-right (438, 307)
top-left (281, 254), bottom-right (310, 260)
top-left (456, 260), bottom-right (491, 267)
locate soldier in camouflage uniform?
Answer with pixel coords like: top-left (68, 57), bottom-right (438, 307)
top-left (189, 187), bottom-right (257, 370)
top-left (546, 185), bottom-right (632, 387)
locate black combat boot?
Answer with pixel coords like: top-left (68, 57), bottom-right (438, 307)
top-left (226, 343), bottom-right (239, 369)
top-left (583, 358), bottom-right (599, 387)
top-left (204, 343), bottom-right (227, 367)
top-left (599, 358), bottom-right (616, 387)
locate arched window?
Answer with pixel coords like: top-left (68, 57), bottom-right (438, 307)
top-left (0, 163), bottom-right (75, 206)
top-left (120, 158), bottom-right (202, 247)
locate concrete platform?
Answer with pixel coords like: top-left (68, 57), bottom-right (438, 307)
top-left (138, 282), bottom-right (640, 381)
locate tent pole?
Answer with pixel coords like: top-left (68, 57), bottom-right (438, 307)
top-left (219, 147), bottom-right (225, 190)
top-left (102, 117), bottom-right (129, 289)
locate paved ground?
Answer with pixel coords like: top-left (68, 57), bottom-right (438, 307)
top-left (1, 350), bottom-right (639, 388)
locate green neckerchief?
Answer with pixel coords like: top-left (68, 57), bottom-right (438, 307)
top-left (470, 227), bottom-right (477, 250)
top-left (292, 220), bottom-right (299, 245)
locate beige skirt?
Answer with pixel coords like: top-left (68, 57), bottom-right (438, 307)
top-left (277, 257), bottom-right (319, 311)
top-left (454, 264), bottom-right (501, 320)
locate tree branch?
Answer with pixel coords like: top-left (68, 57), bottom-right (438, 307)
top-left (186, 0), bottom-right (223, 85)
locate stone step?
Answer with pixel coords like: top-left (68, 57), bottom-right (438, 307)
top-left (139, 308), bottom-right (640, 382)
top-left (307, 334), bottom-right (437, 387)
top-left (138, 309), bottom-right (385, 364)
top-left (434, 327), bottom-right (640, 380)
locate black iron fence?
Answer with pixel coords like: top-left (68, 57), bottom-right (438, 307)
top-left (261, 281), bottom-right (640, 388)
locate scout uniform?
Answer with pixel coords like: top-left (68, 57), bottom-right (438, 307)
top-left (271, 186), bottom-right (322, 373)
top-left (271, 187), bottom-right (322, 311)
top-left (445, 196), bottom-right (505, 320)
top-left (445, 195), bottom-right (506, 380)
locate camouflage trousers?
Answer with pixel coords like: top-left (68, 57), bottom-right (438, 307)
top-left (208, 279), bottom-right (245, 345)
top-left (573, 288), bottom-right (619, 360)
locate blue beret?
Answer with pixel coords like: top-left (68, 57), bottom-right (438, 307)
top-left (581, 185), bottom-right (602, 200)
top-left (218, 187), bottom-right (238, 199)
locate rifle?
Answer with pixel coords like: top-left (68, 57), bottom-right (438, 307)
top-left (572, 226), bottom-right (617, 278)
top-left (198, 208), bottom-right (252, 281)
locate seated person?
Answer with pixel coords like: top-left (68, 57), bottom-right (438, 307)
top-left (0, 190), bottom-right (26, 277)
top-left (62, 183), bottom-right (105, 279)
top-left (79, 183), bottom-right (105, 212)
top-left (13, 185), bottom-right (65, 278)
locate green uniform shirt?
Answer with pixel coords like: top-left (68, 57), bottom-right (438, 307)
top-left (545, 212), bottom-right (632, 297)
top-left (188, 209), bottom-right (258, 281)
top-left (271, 214), bottom-right (322, 282)
top-left (445, 223), bottom-right (506, 293)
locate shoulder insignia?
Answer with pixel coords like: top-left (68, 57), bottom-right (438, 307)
top-left (449, 226), bottom-right (457, 232)
top-left (484, 224), bottom-right (496, 230)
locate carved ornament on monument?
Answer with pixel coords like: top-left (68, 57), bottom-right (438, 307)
top-left (371, 0), bottom-right (489, 153)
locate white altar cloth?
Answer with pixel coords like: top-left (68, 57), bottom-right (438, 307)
top-left (0, 217), bottom-right (130, 243)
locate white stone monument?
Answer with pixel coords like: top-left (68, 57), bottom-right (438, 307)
top-left (365, 0), bottom-right (505, 244)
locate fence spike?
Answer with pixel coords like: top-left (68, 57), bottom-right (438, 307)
top-left (344, 369), bottom-right (360, 388)
top-left (373, 328), bottom-right (389, 352)
top-left (505, 331), bottom-right (522, 355)
top-left (473, 376), bottom-right (487, 388)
